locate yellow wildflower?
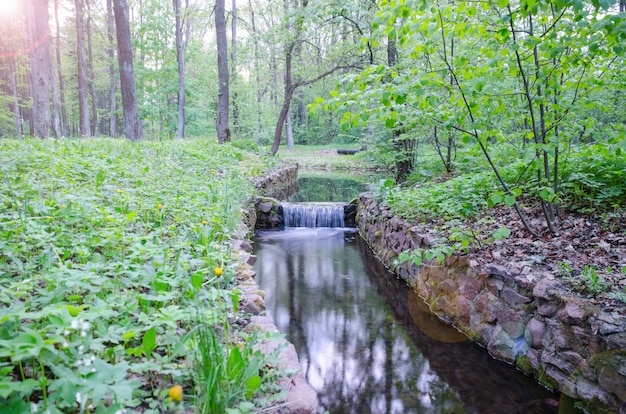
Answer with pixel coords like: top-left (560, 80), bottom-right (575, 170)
top-left (157, 204), bottom-right (163, 210)
top-left (168, 384), bottom-right (183, 402)
top-left (214, 267), bottom-right (223, 277)
top-left (202, 219), bottom-right (207, 225)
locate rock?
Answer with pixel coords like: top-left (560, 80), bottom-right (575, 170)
top-left (525, 318), bottom-right (546, 349)
top-left (537, 304), bottom-right (557, 317)
top-left (242, 293), bottom-right (266, 315)
top-left (500, 287), bottom-right (532, 307)
top-left (533, 278), bottom-right (560, 300)
top-left (557, 299), bottom-right (594, 326)
top-left (487, 326), bottom-right (515, 361)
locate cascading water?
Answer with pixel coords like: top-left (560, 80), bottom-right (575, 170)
top-left (282, 202), bottom-right (346, 228)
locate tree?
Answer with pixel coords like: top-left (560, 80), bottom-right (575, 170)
top-left (54, 0), bottom-right (68, 137)
top-left (231, 0), bottom-right (240, 139)
top-left (215, 0), bottom-right (230, 143)
top-left (26, 0), bottom-right (52, 138)
top-left (75, 0), bottom-right (91, 137)
top-left (113, 0), bottom-right (144, 141)
top-left (174, 0), bottom-right (190, 139)
top-left (106, 0), bottom-right (118, 137)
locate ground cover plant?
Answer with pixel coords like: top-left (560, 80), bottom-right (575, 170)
top-left (0, 138), bottom-right (285, 413)
top-left (372, 140), bottom-right (626, 304)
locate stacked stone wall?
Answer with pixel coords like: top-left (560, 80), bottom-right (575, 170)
top-left (356, 194), bottom-right (626, 412)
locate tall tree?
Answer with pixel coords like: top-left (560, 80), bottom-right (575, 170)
top-left (75, 0), bottom-right (91, 137)
top-left (174, 0), bottom-right (187, 139)
top-left (54, 0), bottom-right (68, 136)
top-left (231, 0), bottom-right (240, 139)
top-left (86, 1), bottom-right (98, 136)
top-left (106, 0), bottom-right (118, 137)
top-left (26, 0), bottom-right (52, 138)
top-left (113, 0), bottom-right (144, 141)
top-left (215, 0), bottom-right (230, 143)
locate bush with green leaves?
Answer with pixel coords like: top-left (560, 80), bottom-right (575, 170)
top-left (0, 138), bottom-right (283, 413)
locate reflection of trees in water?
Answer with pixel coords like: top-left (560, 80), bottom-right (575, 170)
top-left (356, 237), bottom-right (561, 414)
top-left (254, 230), bottom-right (465, 414)
top-left (291, 177), bottom-right (366, 202)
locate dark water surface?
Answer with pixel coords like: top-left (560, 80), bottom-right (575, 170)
top-left (253, 228), bottom-right (560, 414)
top-left (290, 173), bottom-right (372, 202)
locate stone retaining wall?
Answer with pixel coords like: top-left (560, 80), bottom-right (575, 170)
top-left (356, 194), bottom-right (626, 413)
top-left (232, 165), bottom-right (318, 413)
top-left (254, 164), bottom-right (299, 200)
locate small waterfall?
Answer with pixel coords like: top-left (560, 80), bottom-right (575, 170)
top-left (282, 202), bottom-right (345, 228)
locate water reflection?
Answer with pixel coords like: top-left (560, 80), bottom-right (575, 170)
top-left (253, 228), bottom-right (559, 414)
top-left (291, 176), bottom-right (368, 202)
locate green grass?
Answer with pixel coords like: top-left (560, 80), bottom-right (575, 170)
top-left (274, 144), bottom-right (371, 170)
top-left (0, 138), bottom-right (283, 413)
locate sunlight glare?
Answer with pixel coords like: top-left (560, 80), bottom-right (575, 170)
top-left (0, 0), bottom-right (19, 19)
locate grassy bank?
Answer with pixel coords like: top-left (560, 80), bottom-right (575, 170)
top-left (0, 138), bottom-right (284, 413)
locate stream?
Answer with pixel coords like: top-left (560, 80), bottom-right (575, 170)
top-left (253, 173), bottom-right (562, 414)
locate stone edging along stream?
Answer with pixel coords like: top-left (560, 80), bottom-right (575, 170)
top-left (356, 194), bottom-right (626, 413)
top-left (232, 164), bottom-right (319, 413)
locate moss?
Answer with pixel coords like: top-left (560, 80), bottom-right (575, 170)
top-left (536, 366), bottom-right (557, 391)
top-left (575, 396), bottom-right (616, 414)
top-left (515, 355), bottom-right (534, 376)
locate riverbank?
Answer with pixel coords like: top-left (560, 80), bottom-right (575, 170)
top-left (356, 194), bottom-right (626, 413)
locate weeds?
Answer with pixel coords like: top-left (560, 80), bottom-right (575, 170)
top-left (558, 262), bottom-right (612, 298)
top-left (0, 138), bottom-right (280, 412)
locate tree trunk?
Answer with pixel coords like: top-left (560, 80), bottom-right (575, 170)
top-left (9, 56), bottom-right (23, 138)
top-left (87, 3), bottom-right (98, 136)
top-left (286, 108), bottom-right (294, 148)
top-left (49, 54), bottom-right (62, 138)
top-left (75, 0), bottom-right (91, 137)
top-left (54, 0), bottom-right (68, 136)
top-left (27, 0), bottom-right (52, 139)
top-left (174, 0), bottom-right (186, 139)
top-left (249, 0), bottom-right (262, 137)
top-left (113, 0), bottom-right (144, 141)
top-left (231, 0), bottom-right (240, 139)
top-left (297, 92), bottom-right (306, 126)
top-left (107, 0), bottom-right (118, 137)
top-left (215, 0), bottom-right (230, 143)
top-left (270, 85), bottom-right (296, 155)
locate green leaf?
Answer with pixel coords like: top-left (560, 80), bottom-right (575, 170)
top-left (493, 227), bottom-right (512, 240)
top-left (504, 195), bottom-right (516, 206)
top-left (95, 169), bottom-right (106, 188)
top-left (487, 193), bottom-right (503, 207)
top-left (190, 272), bottom-right (204, 290)
top-left (498, 0), bottom-right (508, 7)
top-left (245, 375), bottom-right (261, 397)
top-left (126, 211), bottom-right (137, 222)
top-left (142, 327), bottom-right (157, 359)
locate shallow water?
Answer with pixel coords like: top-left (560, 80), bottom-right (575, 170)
top-left (253, 228), bottom-right (560, 414)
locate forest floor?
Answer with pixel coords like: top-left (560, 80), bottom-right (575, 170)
top-left (421, 200), bottom-right (626, 313)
